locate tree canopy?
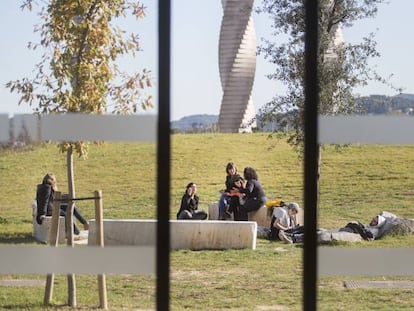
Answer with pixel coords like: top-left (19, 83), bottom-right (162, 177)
top-left (7, 0), bottom-right (153, 156)
top-left (6, 0), bottom-right (155, 210)
top-left (257, 0), bottom-right (389, 151)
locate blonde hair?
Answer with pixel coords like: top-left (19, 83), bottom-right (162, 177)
top-left (42, 173), bottom-right (57, 190)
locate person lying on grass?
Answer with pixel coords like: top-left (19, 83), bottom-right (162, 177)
top-left (340, 211), bottom-right (414, 240)
top-left (268, 209), bottom-right (414, 243)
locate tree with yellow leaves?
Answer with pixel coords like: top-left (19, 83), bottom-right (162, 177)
top-left (7, 0), bottom-right (153, 202)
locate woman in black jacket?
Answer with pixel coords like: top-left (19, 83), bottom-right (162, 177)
top-left (36, 173), bottom-right (57, 225)
top-left (238, 167), bottom-right (267, 221)
top-left (218, 162), bottom-right (238, 220)
top-left (226, 174), bottom-right (246, 221)
top-left (176, 183), bottom-right (207, 220)
top-left (36, 173), bottom-right (89, 234)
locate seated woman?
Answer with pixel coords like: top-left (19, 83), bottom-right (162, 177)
top-left (36, 172), bottom-right (58, 225)
top-left (36, 173), bottom-right (89, 236)
top-left (237, 167), bottom-right (267, 221)
top-left (226, 174), bottom-right (246, 220)
top-left (176, 183), bottom-right (207, 220)
top-left (218, 162), bottom-right (238, 220)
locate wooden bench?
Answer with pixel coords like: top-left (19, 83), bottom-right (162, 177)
top-left (88, 219), bottom-right (257, 250)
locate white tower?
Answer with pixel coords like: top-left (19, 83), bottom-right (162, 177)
top-left (218, 0), bottom-right (257, 133)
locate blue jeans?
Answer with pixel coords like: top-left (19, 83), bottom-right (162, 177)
top-left (218, 194), bottom-right (231, 215)
top-left (60, 204), bottom-right (88, 235)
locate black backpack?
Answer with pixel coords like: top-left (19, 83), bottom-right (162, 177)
top-left (345, 221), bottom-right (374, 241)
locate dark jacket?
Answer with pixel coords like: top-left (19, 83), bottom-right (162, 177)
top-left (224, 175), bottom-right (233, 192)
top-left (241, 179), bottom-right (266, 202)
top-left (36, 183), bottom-right (54, 216)
top-left (176, 194), bottom-right (199, 218)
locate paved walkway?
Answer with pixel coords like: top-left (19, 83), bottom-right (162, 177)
top-left (344, 280), bottom-right (414, 289)
top-left (73, 230), bottom-right (88, 245)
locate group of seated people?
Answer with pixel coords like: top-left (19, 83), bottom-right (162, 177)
top-left (175, 172), bottom-right (302, 244)
top-left (175, 162), bottom-right (302, 243)
top-left (175, 162), bottom-right (414, 244)
top-left (217, 163), bottom-right (266, 221)
top-left (176, 163), bottom-right (267, 222)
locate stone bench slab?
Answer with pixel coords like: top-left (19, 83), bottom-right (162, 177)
top-left (88, 219), bottom-right (257, 250)
top-left (33, 216), bottom-right (66, 244)
top-left (208, 203), bottom-right (304, 228)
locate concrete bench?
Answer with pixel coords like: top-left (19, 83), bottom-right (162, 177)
top-left (32, 216), bottom-right (66, 244)
top-left (208, 203), bottom-right (234, 220)
top-left (209, 202), bottom-right (270, 226)
top-left (31, 201), bottom-right (66, 244)
top-left (209, 202), bottom-right (304, 228)
top-left (88, 219), bottom-right (257, 250)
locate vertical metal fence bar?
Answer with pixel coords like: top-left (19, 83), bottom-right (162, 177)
top-left (157, 0), bottom-right (171, 310)
top-left (303, 0), bottom-right (319, 310)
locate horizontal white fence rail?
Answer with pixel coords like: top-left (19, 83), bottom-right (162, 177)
top-left (0, 115), bottom-right (9, 142)
top-left (318, 248), bottom-right (414, 276)
top-left (0, 114), bottom-right (157, 142)
top-left (319, 115), bottom-right (414, 144)
top-left (0, 246), bottom-right (155, 275)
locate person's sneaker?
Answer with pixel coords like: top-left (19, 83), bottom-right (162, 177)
top-left (278, 231), bottom-right (293, 244)
top-left (292, 233), bottom-right (304, 243)
top-left (83, 222), bottom-right (89, 230)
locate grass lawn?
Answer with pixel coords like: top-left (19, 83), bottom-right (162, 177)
top-left (0, 133), bottom-right (413, 310)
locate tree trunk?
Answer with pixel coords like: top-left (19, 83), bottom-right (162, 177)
top-left (67, 146), bottom-right (76, 199)
top-left (66, 146), bottom-right (77, 307)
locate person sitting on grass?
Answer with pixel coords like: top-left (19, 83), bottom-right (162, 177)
top-left (269, 202), bottom-right (303, 243)
top-left (176, 182), bottom-right (207, 220)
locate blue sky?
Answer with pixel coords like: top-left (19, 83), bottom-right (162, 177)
top-left (0, 0), bottom-right (413, 121)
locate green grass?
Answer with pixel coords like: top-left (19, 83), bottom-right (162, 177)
top-left (1, 133), bottom-right (414, 310)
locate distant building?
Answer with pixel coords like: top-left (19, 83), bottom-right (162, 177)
top-left (218, 0), bottom-right (257, 133)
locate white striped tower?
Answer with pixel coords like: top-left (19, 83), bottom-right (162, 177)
top-left (218, 0), bottom-right (257, 133)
